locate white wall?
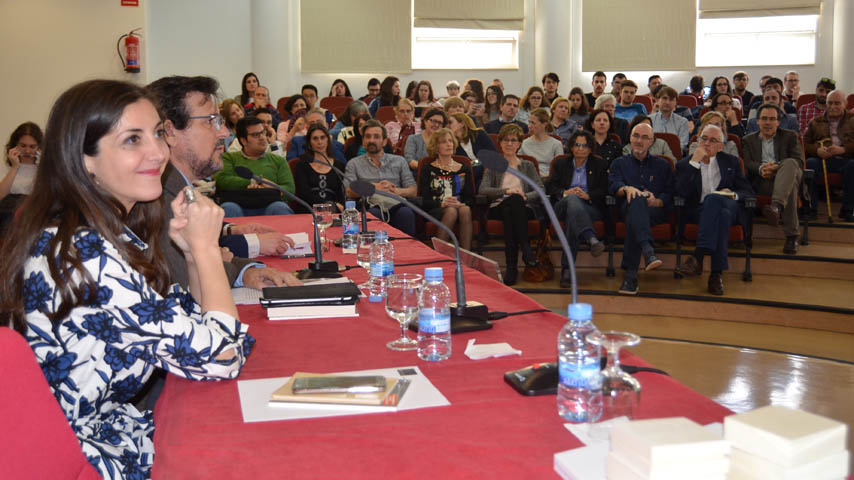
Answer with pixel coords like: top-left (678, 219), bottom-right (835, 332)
top-left (0, 0), bottom-right (145, 140)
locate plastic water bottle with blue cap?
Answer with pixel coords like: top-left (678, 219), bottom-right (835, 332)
top-left (557, 303), bottom-right (602, 422)
top-left (417, 267), bottom-right (451, 361)
top-left (341, 201), bottom-right (360, 251)
top-left (368, 230), bottom-right (394, 302)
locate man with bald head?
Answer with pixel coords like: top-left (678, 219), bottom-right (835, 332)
top-left (609, 123), bottom-right (675, 294)
top-left (675, 124), bottom-right (753, 295)
top-left (804, 90), bottom-right (854, 221)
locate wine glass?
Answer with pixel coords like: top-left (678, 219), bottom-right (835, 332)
top-left (385, 273), bottom-right (422, 351)
top-left (356, 232), bottom-right (376, 289)
top-left (312, 202), bottom-right (334, 252)
top-left (585, 331), bottom-right (642, 439)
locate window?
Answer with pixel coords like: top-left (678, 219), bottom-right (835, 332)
top-left (412, 27), bottom-right (519, 70)
top-left (696, 15), bottom-right (818, 67)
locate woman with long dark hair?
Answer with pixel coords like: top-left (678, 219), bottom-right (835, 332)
top-left (568, 87), bottom-right (591, 125)
top-left (1, 122), bottom-right (43, 229)
top-left (236, 72), bottom-right (259, 107)
top-left (294, 124), bottom-right (346, 213)
top-left (368, 75), bottom-right (401, 118)
top-left (328, 78), bottom-right (352, 97)
top-left (0, 79), bottom-right (253, 478)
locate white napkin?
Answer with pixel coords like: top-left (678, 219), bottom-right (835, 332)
top-left (464, 338), bottom-right (522, 360)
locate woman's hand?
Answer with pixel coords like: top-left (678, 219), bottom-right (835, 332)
top-left (6, 147), bottom-right (21, 168)
top-left (168, 188), bottom-right (226, 256)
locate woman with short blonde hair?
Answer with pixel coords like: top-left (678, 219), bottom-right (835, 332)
top-left (420, 128), bottom-right (474, 250)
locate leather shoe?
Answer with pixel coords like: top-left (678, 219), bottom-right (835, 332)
top-left (504, 264), bottom-right (518, 286)
top-left (559, 269), bottom-right (572, 288)
top-left (762, 203), bottom-right (781, 227)
top-left (643, 253), bottom-right (662, 271)
top-left (707, 273), bottom-right (724, 295)
top-left (783, 236), bottom-right (799, 255)
top-left (618, 276), bottom-right (638, 295)
top-left (675, 255), bottom-right (703, 277)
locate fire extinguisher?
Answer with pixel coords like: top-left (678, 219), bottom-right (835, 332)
top-left (117, 28), bottom-right (142, 74)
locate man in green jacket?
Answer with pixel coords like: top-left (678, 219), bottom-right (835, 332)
top-left (215, 116), bottom-right (295, 217)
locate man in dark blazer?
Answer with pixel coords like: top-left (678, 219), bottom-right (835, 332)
top-left (742, 103), bottom-right (804, 254)
top-left (675, 124), bottom-right (754, 295)
top-left (547, 131), bottom-right (609, 288)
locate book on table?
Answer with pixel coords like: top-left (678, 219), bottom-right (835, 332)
top-left (261, 282), bottom-right (361, 307)
top-left (269, 372), bottom-right (410, 409)
top-left (266, 302), bottom-right (358, 320)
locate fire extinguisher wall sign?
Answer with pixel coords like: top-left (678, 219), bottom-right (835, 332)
top-left (117, 28), bottom-right (142, 73)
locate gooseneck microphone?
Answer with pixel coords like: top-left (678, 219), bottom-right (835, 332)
top-left (304, 154), bottom-right (368, 233)
top-left (349, 180), bottom-right (490, 332)
top-left (233, 166), bottom-right (339, 276)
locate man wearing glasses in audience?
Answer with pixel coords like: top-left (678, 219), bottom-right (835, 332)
top-left (484, 95), bottom-right (530, 134)
top-left (804, 90), bottom-right (854, 222)
top-left (746, 89), bottom-right (800, 134)
top-left (675, 124), bottom-right (753, 295)
top-left (609, 123), bottom-right (675, 295)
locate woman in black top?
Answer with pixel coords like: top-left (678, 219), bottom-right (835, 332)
top-left (585, 109), bottom-right (622, 165)
top-left (294, 124), bottom-right (346, 213)
top-left (418, 128), bottom-right (474, 250)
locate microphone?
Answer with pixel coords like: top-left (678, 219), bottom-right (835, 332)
top-left (233, 166), bottom-right (339, 277)
top-left (478, 150), bottom-right (580, 395)
top-left (349, 180), bottom-right (491, 333)
top-left (303, 154), bottom-right (369, 232)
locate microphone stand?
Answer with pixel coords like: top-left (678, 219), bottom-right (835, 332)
top-left (350, 180), bottom-right (491, 333)
top-left (305, 154), bottom-right (370, 233)
top-left (233, 166), bottom-right (339, 278)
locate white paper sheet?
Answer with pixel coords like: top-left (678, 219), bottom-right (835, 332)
top-left (236, 365), bottom-right (450, 423)
top-left (464, 338), bottom-right (522, 360)
top-left (283, 232), bottom-right (311, 255)
top-left (232, 287), bottom-right (262, 305)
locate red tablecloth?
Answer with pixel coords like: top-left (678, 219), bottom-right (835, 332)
top-left (153, 215), bottom-right (731, 479)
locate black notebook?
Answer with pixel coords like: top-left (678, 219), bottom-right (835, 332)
top-left (261, 283), bottom-right (362, 306)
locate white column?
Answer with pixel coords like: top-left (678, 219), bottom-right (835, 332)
top-left (534, 0), bottom-right (573, 97)
top-left (832, 0), bottom-right (854, 93)
top-left (250, 0), bottom-right (296, 99)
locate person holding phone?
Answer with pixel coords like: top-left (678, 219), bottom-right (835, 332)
top-left (1, 121), bottom-right (42, 229)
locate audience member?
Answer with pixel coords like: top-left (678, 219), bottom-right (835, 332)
top-left (674, 124), bottom-right (753, 295)
top-left (448, 112), bottom-right (495, 174)
top-left (594, 94), bottom-right (630, 144)
top-left (746, 88), bottom-right (800, 134)
top-left (286, 109), bottom-right (347, 164)
top-left (483, 85), bottom-right (504, 123)
top-left (443, 96), bottom-right (467, 116)
top-left (301, 84), bottom-right (335, 124)
top-left (359, 77), bottom-right (381, 103)
top-left (783, 71), bottom-right (800, 103)
top-left (236, 72), bottom-right (259, 107)
top-left (484, 95), bottom-right (529, 134)
top-left (329, 78), bottom-right (352, 97)
top-left (585, 108), bottom-right (623, 165)
top-left (798, 77), bottom-right (835, 133)
top-left (687, 75), bottom-right (706, 103)
top-left (414, 80), bottom-right (441, 108)
top-left (491, 78), bottom-right (505, 92)
top-left (216, 116), bottom-right (295, 217)
top-left (688, 112), bottom-right (740, 158)
top-left (649, 86), bottom-right (691, 151)
top-left (445, 80), bottom-right (461, 99)
top-left (293, 123), bottom-right (347, 213)
top-left (548, 97), bottom-right (578, 143)
top-left (480, 124), bottom-right (543, 285)
top-left (230, 107), bottom-right (284, 155)
top-left (733, 71), bottom-right (754, 109)
top-left (404, 81), bottom-right (417, 102)
top-left (609, 122), bottom-right (674, 295)
top-left (344, 115), bottom-right (393, 160)
top-left (333, 100), bottom-right (369, 142)
top-left (614, 80), bottom-right (648, 122)
top-left (385, 98), bottom-right (421, 146)
top-left (404, 108), bottom-right (447, 169)
top-left (1, 122), bottom-right (42, 230)
top-left (611, 73), bottom-right (627, 101)
top-left (517, 86), bottom-right (548, 124)
top-left (547, 130), bottom-right (608, 287)
top-left (569, 87), bottom-right (591, 125)
top-left (743, 103), bottom-right (805, 253)
top-left (704, 92), bottom-right (745, 138)
top-left (344, 120), bottom-right (416, 235)
top-left (648, 75), bottom-right (662, 95)
top-left (368, 75), bottom-right (401, 118)
top-left (622, 115), bottom-right (676, 163)
top-left (464, 78), bottom-right (486, 119)
top-left (804, 90), bottom-right (854, 221)
top-left (220, 98), bottom-right (245, 148)
top-left (542, 72), bottom-right (561, 107)
top-left (585, 71), bottom-right (608, 107)
top-left (705, 76), bottom-right (742, 110)
top-left (276, 95), bottom-right (309, 144)
top-left (520, 108), bottom-right (563, 179)
top-left (418, 128), bottom-right (474, 250)
top-left (244, 85), bottom-right (282, 129)
top-left (747, 77), bottom-right (796, 116)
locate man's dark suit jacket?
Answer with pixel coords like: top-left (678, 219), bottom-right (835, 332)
top-left (742, 128), bottom-right (804, 178)
top-left (546, 154), bottom-right (609, 210)
top-left (675, 151), bottom-right (754, 212)
top-left (161, 164), bottom-right (259, 288)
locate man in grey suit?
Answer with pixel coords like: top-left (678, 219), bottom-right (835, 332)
top-left (742, 103), bottom-right (804, 254)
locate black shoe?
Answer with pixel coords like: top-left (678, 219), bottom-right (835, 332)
top-left (559, 269), bottom-right (572, 288)
top-left (783, 236), bottom-right (799, 255)
top-left (762, 203), bottom-right (781, 227)
top-left (589, 240), bottom-right (605, 257)
top-left (643, 253), bottom-right (663, 271)
top-left (707, 273), bottom-right (724, 295)
top-left (504, 265), bottom-right (518, 286)
top-left (675, 255), bottom-right (703, 277)
top-left (618, 276), bottom-right (638, 295)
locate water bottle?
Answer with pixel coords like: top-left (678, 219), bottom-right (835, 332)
top-left (341, 201), bottom-right (360, 250)
top-left (417, 267), bottom-right (451, 361)
top-left (368, 230), bottom-right (394, 302)
top-left (557, 303), bottom-right (602, 423)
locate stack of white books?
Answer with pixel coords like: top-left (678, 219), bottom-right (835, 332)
top-left (607, 417), bottom-right (730, 479)
top-left (724, 405), bottom-right (849, 480)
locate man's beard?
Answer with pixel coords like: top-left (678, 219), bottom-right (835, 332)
top-left (365, 143), bottom-right (381, 154)
top-left (189, 138), bottom-right (225, 179)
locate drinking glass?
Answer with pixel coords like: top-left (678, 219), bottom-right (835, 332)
top-left (312, 202), bottom-right (334, 252)
top-left (385, 273), bottom-right (422, 351)
top-left (586, 331), bottom-right (642, 439)
top-left (356, 232), bottom-right (376, 289)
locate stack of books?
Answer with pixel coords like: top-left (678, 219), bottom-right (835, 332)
top-left (269, 372), bottom-right (410, 412)
top-left (724, 405), bottom-right (849, 479)
top-left (261, 282), bottom-right (361, 320)
top-left (607, 417), bottom-right (730, 479)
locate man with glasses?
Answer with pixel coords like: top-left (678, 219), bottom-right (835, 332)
top-left (743, 103), bottom-right (804, 253)
top-left (732, 71), bottom-right (754, 109)
top-left (215, 116), bottom-right (295, 217)
top-left (804, 90), bottom-right (854, 222)
top-left (798, 77), bottom-right (836, 134)
top-left (609, 123), bottom-right (675, 294)
top-left (783, 71), bottom-right (800, 103)
top-left (746, 89), bottom-right (800, 134)
top-left (301, 84), bottom-right (336, 124)
top-left (229, 107), bottom-right (285, 154)
top-left (484, 95), bottom-right (529, 134)
top-left (675, 125), bottom-right (753, 295)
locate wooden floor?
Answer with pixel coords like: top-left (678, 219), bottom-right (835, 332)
top-left (458, 206), bottom-right (854, 472)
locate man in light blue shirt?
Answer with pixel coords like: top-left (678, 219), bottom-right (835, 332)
top-left (614, 80), bottom-right (648, 122)
top-left (649, 86), bottom-right (691, 152)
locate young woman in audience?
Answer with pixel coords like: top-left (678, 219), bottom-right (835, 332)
top-left (368, 75), bottom-right (401, 118)
top-left (236, 72), bottom-right (259, 107)
top-left (1, 122), bottom-right (42, 230)
top-left (219, 99), bottom-right (245, 148)
top-left (404, 108), bottom-right (447, 169)
top-left (414, 80), bottom-right (441, 108)
top-left (480, 124), bottom-right (543, 286)
top-left (385, 98), bottom-right (421, 147)
top-left (448, 112), bottom-right (495, 187)
top-left (483, 85), bottom-right (503, 123)
top-left (688, 111), bottom-right (740, 158)
top-left (519, 108), bottom-right (564, 180)
top-left (404, 81), bottom-right (418, 102)
top-left (703, 92), bottom-right (745, 138)
top-left (443, 96), bottom-right (467, 115)
top-left (585, 108), bottom-right (623, 165)
top-left (0, 79), bottom-right (252, 479)
top-left (294, 123), bottom-right (347, 213)
top-left (464, 78), bottom-right (486, 119)
top-left (568, 87), bottom-right (591, 125)
top-left (549, 97), bottom-right (578, 144)
top-left (621, 115), bottom-right (676, 162)
top-left (516, 86), bottom-right (547, 124)
top-left (418, 128), bottom-right (474, 250)
top-left (332, 100), bottom-right (369, 142)
top-left (593, 94), bottom-right (630, 144)
top-left (328, 79), bottom-right (352, 97)
top-left (276, 94), bottom-right (309, 144)
top-left (705, 76), bottom-right (742, 110)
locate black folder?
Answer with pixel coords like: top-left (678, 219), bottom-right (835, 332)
top-left (261, 283), bottom-right (362, 307)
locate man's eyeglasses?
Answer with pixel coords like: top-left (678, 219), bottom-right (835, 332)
top-left (698, 136), bottom-right (722, 145)
top-left (189, 114), bottom-right (224, 130)
top-left (500, 138), bottom-right (520, 144)
top-left (247, 131), bottom-right (266, 139)
top-left (573, 143), bottom-right (589, 148)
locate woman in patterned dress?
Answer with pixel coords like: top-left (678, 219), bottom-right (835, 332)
top-left (0, 79), bottom-right (254, 479)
